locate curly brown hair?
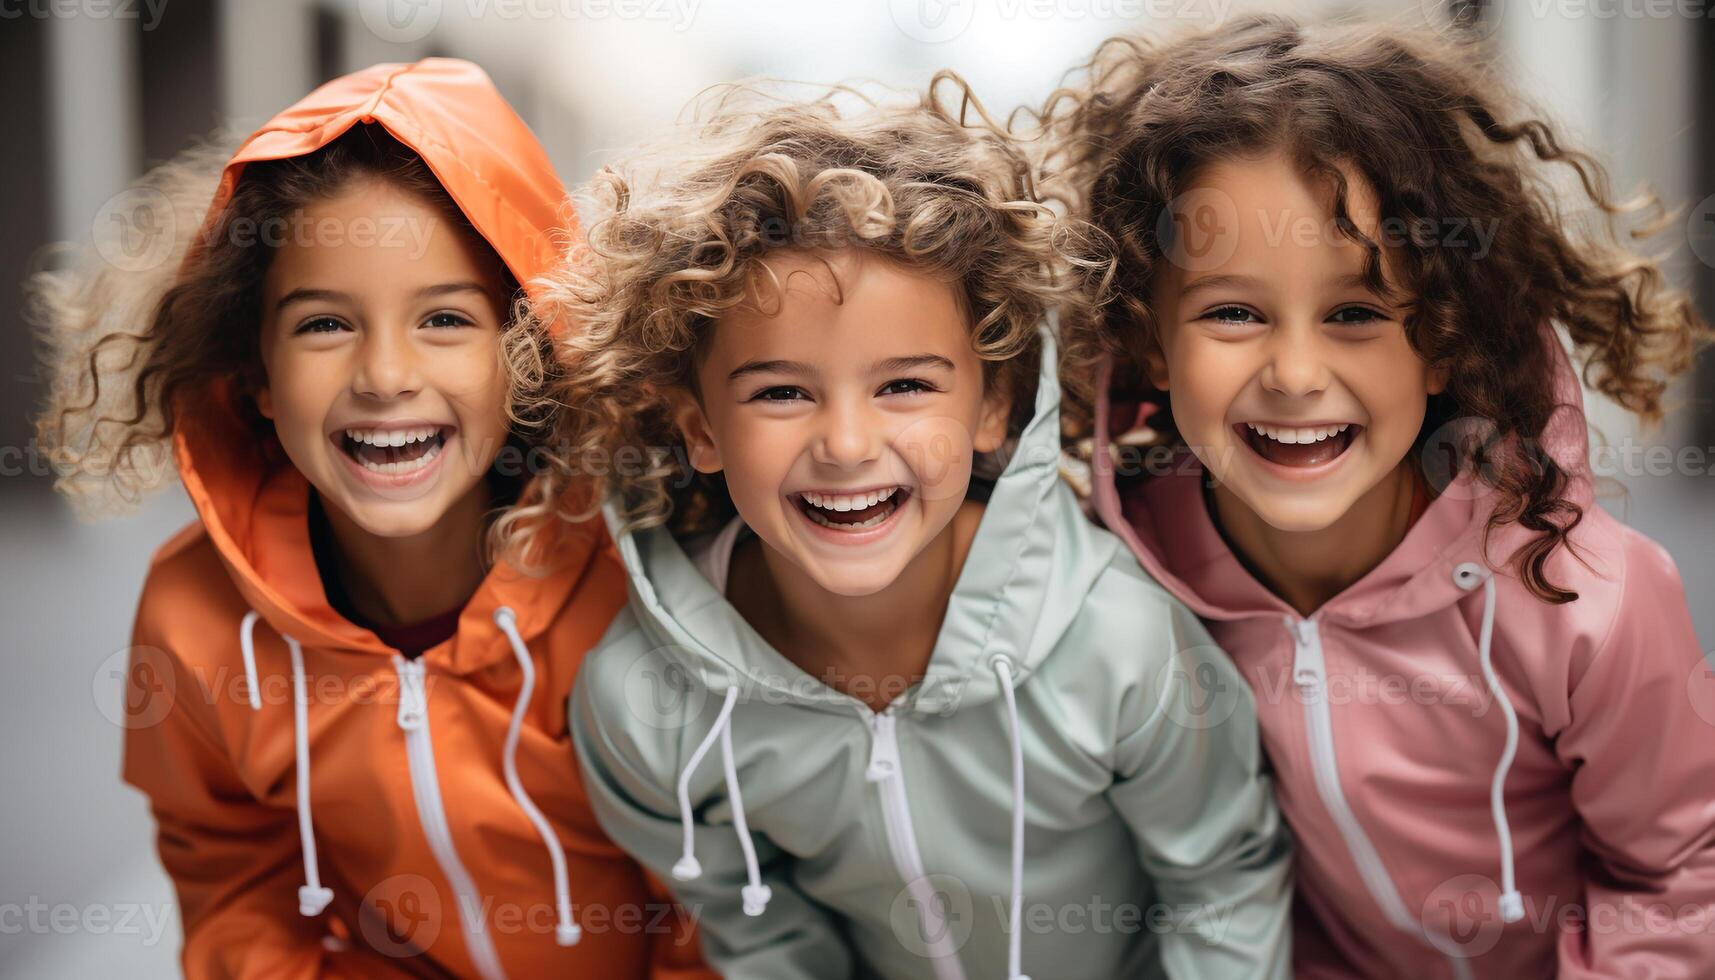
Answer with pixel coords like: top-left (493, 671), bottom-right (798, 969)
top-left (1039, 14), bottom-right (1709, 602)
top-left (33, 124), bottom-right (561, 563)
top-left (532, 74), bottom-right (1107, 538)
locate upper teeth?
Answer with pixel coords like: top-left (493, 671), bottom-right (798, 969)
top-left (1246, 422), bottom-right (1351, 444)
top-left (800, 487), bottom-right (899, 512)
top-left (346, 426), bottom-right (439, 447)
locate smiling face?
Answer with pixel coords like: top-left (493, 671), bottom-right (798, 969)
top-left (257, 178), bottom-right (515, 539)
top-left (1146, 152), bottom-right (1446, 533)
top-left (673, 251), bottom-right (1010, 598)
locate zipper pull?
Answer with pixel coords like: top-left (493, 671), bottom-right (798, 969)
top-left (866, 713), bottom-right (900, 783)
top-left (1287, 617), bottom-right (1325, 689)
top-left (395, 658), bottom-right (427, 731)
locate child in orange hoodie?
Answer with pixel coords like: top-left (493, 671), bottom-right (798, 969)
top-left (34, 60), bottom-right (711, 980)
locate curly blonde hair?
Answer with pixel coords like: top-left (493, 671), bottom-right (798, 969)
top-left (529, 74), bottom-right (1109, 538)
top-left (1036, 15), bottom-right (1709, 602)
top-left (33, 124), bottom-right (564, 566)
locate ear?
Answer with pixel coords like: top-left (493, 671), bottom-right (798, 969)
top-left (1140, 340), bottom-right (1171, 392)
top-left (670, 390), bottom-right (724, 474)
top-left (255, 386), bottom-right (274, 420)
top-left (1425, 362), bottom-right (1449, 397)
top-left (972, 378), bottom-right (1013, 455)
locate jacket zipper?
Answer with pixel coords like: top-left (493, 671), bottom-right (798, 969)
top-left (395, 658), bottom-right (509, 980)
top-left (866, 710), bottom-right (969, 980)
top-left (1288, 619), bottom-right (1473, 979)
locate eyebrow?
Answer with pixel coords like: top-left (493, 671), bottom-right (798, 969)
top-left (273, 281), bottom-right (489, 313)
top-left (1178, 273), bottom-right (1264, 297)
top-left (726, 353), bottom-right (957, 383)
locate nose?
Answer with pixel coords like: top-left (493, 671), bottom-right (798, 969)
top-left (1259, 323), bottom-right (1330, 399)
top-left (810, 395), bottom-right (883, 469)
top-left (351, 326), bottom-right (422, 401)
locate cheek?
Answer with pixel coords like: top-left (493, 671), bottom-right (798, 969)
top-left (261, 355), bottom-right (339, 439)
top-left (716, 413), bottom-right (799, 498)
top-left (889, 413), bottom-right (975, 504)
top-left (1169, 343), bottom-right (1249, 432)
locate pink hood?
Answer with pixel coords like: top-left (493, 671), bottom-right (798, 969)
top-left (1090, 329), bottom-right (1715, 979)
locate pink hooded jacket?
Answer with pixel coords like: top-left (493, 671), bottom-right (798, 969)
top-left (1089, 332), bottom-right (1715, 979)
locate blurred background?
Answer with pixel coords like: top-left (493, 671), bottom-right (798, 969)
top-left (1, 0), bottom-right (1710, 975)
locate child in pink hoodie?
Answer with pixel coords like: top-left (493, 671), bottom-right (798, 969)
top-left (1047, 15), bottom-right (1714, 979)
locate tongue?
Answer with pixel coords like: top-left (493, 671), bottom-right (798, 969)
top-left (1251, 430), bottom-right (1350, 467)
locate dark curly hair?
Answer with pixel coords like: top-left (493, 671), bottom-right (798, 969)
top-left (1040, 14), bottom-right (1708, 602)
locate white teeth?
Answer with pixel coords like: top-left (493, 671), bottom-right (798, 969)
top-left (1246, 422), bottom-right (1350, 444)
top-left (799, 487), bottom-right (899, 512)
top-left (356, 441), bottom-right (442, 475)
top-left (345, 426), bottom-right (440, 447)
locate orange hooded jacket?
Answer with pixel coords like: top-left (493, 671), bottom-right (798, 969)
top-left (122, 59), bottom-right (712, 980)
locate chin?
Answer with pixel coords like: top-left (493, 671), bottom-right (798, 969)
top-left (335, 498), bottom-right (448, 540)
top-left (803, 559), bottom-right (908, 599)
top-left (1246, 496), bottom-right (1351, 534)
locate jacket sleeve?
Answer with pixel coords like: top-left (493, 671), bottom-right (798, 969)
top-left (1105, 599), bottom-right (1294, 980)
top-left (123, 598), bottom-right (416, 979)
top-left (570, 658), bottom-right (854, 980)
top-left (641, 870), bottom-right (723, 980)
top-left (1554, 532), bottom-right (1715, 978)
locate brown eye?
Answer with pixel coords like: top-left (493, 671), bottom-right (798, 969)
top-left (1205, 306), bottom-right (1258, 324)
top-left (295, 317), bottom-right (348, 335)
top-left (877, 379), bottom-right (936, 396)
top-left (424, 312), bottom-right (473, 329)
top-left (1328, 306), bottom-right (1385, 325)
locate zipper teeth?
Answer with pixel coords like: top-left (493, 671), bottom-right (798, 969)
top-left (869, 713), bottom-right (968, 980)
top-left (396, 662), bottom-right (509, 980)
top-left (1292, 620), bottom-right (1464, 970)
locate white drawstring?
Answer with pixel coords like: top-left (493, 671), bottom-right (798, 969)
top-left (990, 655), bottom-right (1031, 980)
top-left (1452, 562), bottom-right (1524, 924)
top-left (239, 611), bottom-right (333, 917)
top-left (493, 607), bottom-right (581, 946)
top-left (670, 686), bottom-right (771, 917)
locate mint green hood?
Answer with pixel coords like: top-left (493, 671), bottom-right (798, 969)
top-left (573, 324), bottom-right (1292, 980)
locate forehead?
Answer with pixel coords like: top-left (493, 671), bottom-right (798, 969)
top-left (704, 250), bottom-right (973, 367)
top-left (1163, 151), bottom-right (1394, 283)
top-left (260, 179), bottom-right (500, 298)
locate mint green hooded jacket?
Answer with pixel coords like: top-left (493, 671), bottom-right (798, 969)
top-left (571, 326), bottom-right (1292, 979)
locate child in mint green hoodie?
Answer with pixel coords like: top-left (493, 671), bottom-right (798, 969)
top-left (544, 78), bottom-right (1292, 980)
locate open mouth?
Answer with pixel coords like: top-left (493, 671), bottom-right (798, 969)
top-left (337, 425), bottom-right (450, 476)
top-left (793, 486), bottom-right (910, 532)
top-left (1236, 422), bottom-right (1362, 468)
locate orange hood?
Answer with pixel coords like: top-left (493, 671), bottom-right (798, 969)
top-left (174, 58), bottom-right (584, 672)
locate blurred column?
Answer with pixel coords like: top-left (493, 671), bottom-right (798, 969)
top-left (220, 0), bottom-right (314, 132)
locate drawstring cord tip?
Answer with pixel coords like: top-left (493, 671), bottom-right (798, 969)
top-left (555, 921), bottom-right (582, 946)
top-left (1499, 891), bottom-right (1524, 923)
top-left (298, 885), bottom-right (334, 917)
top-left (741, 884), bottom-right (772, 917)
top-left (672, 856), bottom-right (703, 881)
